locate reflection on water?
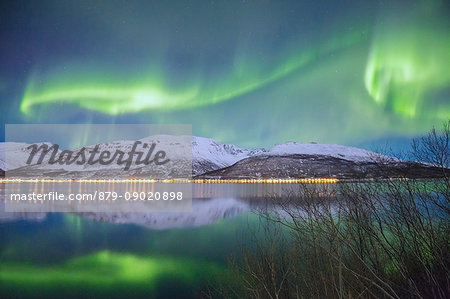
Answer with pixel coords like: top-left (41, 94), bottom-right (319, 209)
top-left (1, 182), bottom-right (333, 226)
top-left (1, 197), bottom-right (252, 229)
top-left (2, 180), bottom-right (316, 198)
top-left (0, 182), bottom-right (318, 298)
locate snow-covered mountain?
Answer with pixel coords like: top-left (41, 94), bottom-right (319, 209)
top-left (197, 153), bottom-right (447, 180)
top-left (1, 136), bottom-right (265, 178)
top-left (0, 135), bottom-right (414, 179)
top-left (0, 142), bottom-right (57, 171)
top-left (192, 136), bottom-right (266, 174)
top-left (268, 141), bottom-right (383, 162)
top-left (10, 135), bottom-right (193, 179)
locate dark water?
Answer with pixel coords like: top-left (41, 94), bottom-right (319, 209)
top-left (0, 182), bottom-right (311, 298)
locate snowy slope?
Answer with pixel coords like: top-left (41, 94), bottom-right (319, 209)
top-left (6, 135), bottom-right (264, 174)
top-left (268, 142), bottom-right (381, 162)
top-left (21, 135), bottom-right (192, 172)
top-left (192, 136), bottom-right (266, 174)
top-left (1, 136), bottom-right (386, 178)
top-left (0, 142), bottom-right (58, 171)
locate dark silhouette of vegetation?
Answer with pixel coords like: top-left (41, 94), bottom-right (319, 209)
top-left (207, 122), bottom-right (449, 299)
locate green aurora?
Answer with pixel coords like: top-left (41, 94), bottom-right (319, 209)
top-left (0, 251), bottom-right (228, 297)
top-left (0, 212), bottom-right (257, 297)
top-left (1, 0), bottom-right (449, 147)
top-left (20, 31), bottom-right (363, 114)
top-left (365, 3), bottom-right (450, 118)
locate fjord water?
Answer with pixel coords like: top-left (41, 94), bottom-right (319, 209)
top-left (0, 182), bottom-right (307, 298)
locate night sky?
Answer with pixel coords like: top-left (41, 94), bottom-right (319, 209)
top-left (0, 0), bottom-right (449, 148)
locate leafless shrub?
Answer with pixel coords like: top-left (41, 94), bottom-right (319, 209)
top-left (411, 120), bottom-right (449, 171)
top-left (212, 122), bottom-right (449, 299)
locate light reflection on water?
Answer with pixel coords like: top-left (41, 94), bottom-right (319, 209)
top-left (1, 182), bottom-right (333, 227)
top-left (0, 182), bottom-right (332, 298)
top-left (1, 181), bottom-right (327, 198)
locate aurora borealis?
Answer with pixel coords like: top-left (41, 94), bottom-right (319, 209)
top-left (364, 2), bottom-right (450, 119)
top-left (0, 0), bottom-right (449, 147)
top-left (0, 212), bottom-right (247, 298)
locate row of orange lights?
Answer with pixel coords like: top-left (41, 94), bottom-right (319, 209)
top-left (0, 178), bottom-right (338, 184)
top-left (191, 178), bottom-right (338, 184)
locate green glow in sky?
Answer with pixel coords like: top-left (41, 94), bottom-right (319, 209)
top-left (0, 251), bottom-right (226, 296)
top-left (20, 32), bottom-right (361, 115)
top-left (365, 4), bottom-right (450, 118)
top-left (2, 0), bottom-right (448, 147)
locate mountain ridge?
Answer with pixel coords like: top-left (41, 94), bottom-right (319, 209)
top-left (0, 136), bottom-right (445, 179)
